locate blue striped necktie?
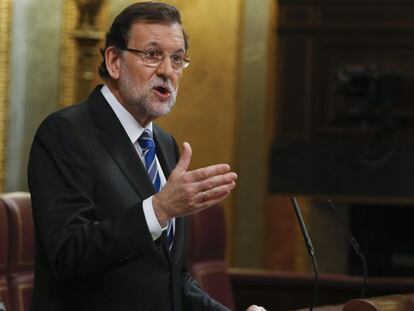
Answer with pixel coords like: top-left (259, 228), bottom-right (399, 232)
top-left (138, 129), bottom-right (174, 249)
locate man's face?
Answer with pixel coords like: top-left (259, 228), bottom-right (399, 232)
top-left (115, 22), bottom-right (186, 124)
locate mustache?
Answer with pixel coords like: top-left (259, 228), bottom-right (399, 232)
top-left (150, 78), bottom-right (175, 94)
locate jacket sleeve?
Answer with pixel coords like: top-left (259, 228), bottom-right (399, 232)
top-left (28, 114), bottom-right (158, 281)
top-left (181, 270), bottom-right (231, 311)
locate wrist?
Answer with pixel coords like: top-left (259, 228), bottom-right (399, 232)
top-left (152, 194), bottom-right (168, 228)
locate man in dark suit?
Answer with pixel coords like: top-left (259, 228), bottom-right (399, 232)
top-left (28, 2), bottom-right (266, 311)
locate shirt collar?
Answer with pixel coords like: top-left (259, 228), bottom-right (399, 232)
top-left (101, 84), bottom-right (152, 143)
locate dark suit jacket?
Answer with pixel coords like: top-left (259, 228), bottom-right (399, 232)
top-left (27, 86), bottom-right (229, 311)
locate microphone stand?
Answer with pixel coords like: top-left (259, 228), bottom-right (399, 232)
top-left (291, 197), bottom-right (319, 311)
top-left (328, 200), bottom-right (367, 298)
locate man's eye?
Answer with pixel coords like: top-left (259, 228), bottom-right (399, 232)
top-left (171, 55), bottom-right (183, 64)
top-left (144, 50), bottom-right (160, 59)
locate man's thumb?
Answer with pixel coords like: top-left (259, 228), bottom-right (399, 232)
top-left (175, 142), bottom-right (192, 172)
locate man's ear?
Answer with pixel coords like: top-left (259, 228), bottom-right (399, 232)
top-left (105, 46), bottom-right (121, 79)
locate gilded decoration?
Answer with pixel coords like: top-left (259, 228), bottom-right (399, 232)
top-left (60, 0), bottom-right (105, 107)
top-left (60, 0), bottom-right (78, 107)
top-left (0, 0), bottom-right (12, 192)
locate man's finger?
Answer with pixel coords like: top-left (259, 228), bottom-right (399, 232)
top-left (174, 142), bottom-right (192, 172)
top-left (192, 192), bottom-right (231, 212)
top-left (186, 164), bottom-right (231, 182)
top-left (192, 181), bottom-right (236, 207)
top-left (192, 172), bottom-right (238, 193)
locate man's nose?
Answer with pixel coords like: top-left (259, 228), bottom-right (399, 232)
top-left (155, 56), bottom-right (174, 80)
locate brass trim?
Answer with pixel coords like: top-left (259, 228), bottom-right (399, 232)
top-left (0, 0), bottom-right (12, 192)
top-left (17, 283), bottom-right (33, 311)
top-left (59, 0), bottom-right (78, 107)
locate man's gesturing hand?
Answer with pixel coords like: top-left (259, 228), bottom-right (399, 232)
top-left (152, 142), bottom-right (237, 226)
top-left (246, 305), bottom-right (267, 311)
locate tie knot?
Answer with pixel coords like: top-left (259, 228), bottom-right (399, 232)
top-left (138, 129), bottom-right (155, 149)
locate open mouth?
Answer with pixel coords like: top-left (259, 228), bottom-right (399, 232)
top-left (154, 85), bottom-right (170, 96)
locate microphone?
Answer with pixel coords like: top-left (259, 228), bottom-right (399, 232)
top-left (291, 197), bottom-right (319, 311)
top-left (327, 200), bottom-right (368, 298)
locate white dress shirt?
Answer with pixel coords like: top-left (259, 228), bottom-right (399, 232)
top-left (101, 85), bottom-right (169, 241)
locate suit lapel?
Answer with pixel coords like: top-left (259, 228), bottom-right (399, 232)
top-left (89, 87), bottom-right (155, 200)
top-left (153, 125), bottom-right (175, 178)
top-left (89, 86), bottom-right (184, 263)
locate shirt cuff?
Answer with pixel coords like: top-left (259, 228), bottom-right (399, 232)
top-left (142, 196), bottom-right (167, 241)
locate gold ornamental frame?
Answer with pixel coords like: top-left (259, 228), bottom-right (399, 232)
top-left (0, 0), bottom-right (12, 192)
top-left (60, 0), bottom-right (105, 107)
top-left (59, 0), bottom-right (78, 107)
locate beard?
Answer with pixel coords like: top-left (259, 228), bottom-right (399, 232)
top-left (118, 62), bottom-right (177, 119)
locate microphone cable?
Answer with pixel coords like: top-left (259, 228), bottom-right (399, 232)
top-left (328, 200), bottom-right (368, 298)
top-left (291, 197), bottom-right (319, 311)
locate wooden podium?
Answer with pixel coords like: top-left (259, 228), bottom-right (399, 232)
top-left (344, 295), bottom-right (414, 311)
